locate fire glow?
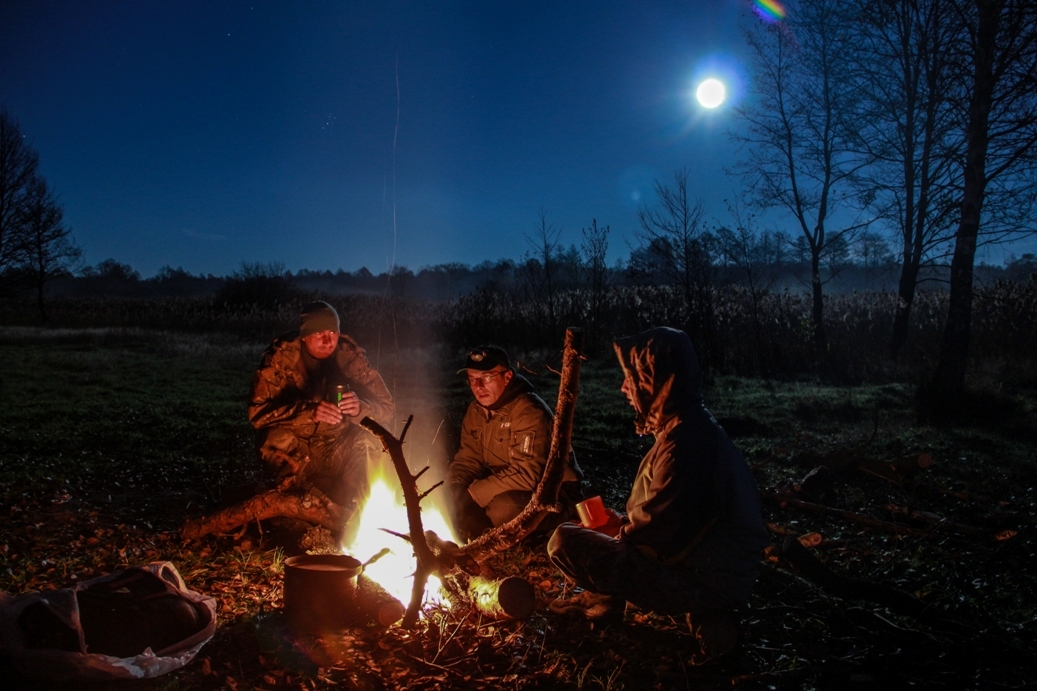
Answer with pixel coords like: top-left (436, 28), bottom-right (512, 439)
top-left (343, 469), bottom-right (456, 609)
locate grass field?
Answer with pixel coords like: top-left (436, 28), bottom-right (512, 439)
top-left (1, 326), bottom-right (1035, 689)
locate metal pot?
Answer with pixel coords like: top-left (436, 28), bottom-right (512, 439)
top-left (282, 554), bottom-right (362, 635)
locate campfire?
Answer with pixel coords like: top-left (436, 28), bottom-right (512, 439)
top-left (342, 466), bottom-right (456, 609)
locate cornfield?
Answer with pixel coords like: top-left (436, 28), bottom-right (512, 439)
top-left (2, 276), bottom-right (1035, 385)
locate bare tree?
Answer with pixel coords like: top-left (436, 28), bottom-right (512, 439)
top-left (716, 202), bottom-right (783, 372)
top-left (580, 219), bottom-right (610, 350)
top-left (21, 175), bottom-right (81, 318)
top-left (841, 0), bottom-right (965, 358)
top-left (635, 168), bottom-right (719, 371)
top-left (931, 0), bottom-right (1037, 396)
top-left (521, 207), bottom-right (562, 340)
top-left (0, 108), bottom-right (39, 290)
top-left (732, 0), bottom-right (870, 353)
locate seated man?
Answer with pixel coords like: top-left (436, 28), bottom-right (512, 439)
top-left (449, 345), bottom-right (583, 541)
top-left (547, 327), bottom-right (767, 664)
top-left (248, 301), bottom-right (394, 526)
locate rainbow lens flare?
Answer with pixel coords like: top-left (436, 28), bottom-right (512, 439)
top-left (752, 0), bottom-right (787, 22)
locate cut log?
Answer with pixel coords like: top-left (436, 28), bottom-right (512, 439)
top-left (778, 535), bottom-right (966, 632)
top-left (461, 327), bottom-right (585, 563)
top-left (467, 576), bottom-right (536, 620)
top-left (181, 482), bottom-right (349, 540)
top-left (342, 574), bottom-right (406, 627)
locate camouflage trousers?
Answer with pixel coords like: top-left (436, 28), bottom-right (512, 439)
top-left (257, 423), bottom-right (381, 515)
top-left (547, 523), bottom-right (760, 616)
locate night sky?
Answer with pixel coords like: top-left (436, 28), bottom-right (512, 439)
top-left (2, 1), bottom-right (762, 277)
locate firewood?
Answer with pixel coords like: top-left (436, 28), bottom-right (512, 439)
top-left (342, 574), bottom-right (406, 627)
top-left (181, 482), bottom-right (349, 540)
top-left (778, 535), bottom-right (965, 631)
top-left (467, 576), bottom-right (536, 620)
top-left (359, 415), bottom-right (440, 629)
top-left (883, 503), bottom-right (990, 537)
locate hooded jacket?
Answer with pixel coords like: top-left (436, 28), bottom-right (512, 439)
top-left (450, 373), bottom-right (582, 507)
top-left (248, 330), bottom-right (394, 437)
top-left (613, 327), bottom-right (767, 566)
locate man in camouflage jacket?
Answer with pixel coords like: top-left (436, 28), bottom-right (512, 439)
top-left (248, 301), bottom-right (393, 522)
top-left (449, 346), bottom-right (582, 541)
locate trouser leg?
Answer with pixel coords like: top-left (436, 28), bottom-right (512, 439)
top-left (547, 523), bottom-right (745, 615)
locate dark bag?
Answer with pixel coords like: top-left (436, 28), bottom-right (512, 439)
top-left (0, 561), bottom-right (216, 681)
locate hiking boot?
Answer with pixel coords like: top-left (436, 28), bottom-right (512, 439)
top-left (549, 590), bottom-right (623, 620)
top-left (686, 611), bottom-right (741, 666)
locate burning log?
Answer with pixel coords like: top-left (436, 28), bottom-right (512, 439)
top-left (344, 575), bottom-right (407, 627)
top-left (467, 576), bottom-right (536, 620)
top-left (461, 327), bottom-right (586, 564)
top-left (359, 415), bottom-right (443, 629)
top-left (181, 478), bottom-right (350, 540)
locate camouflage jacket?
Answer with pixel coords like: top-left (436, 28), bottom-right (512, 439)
top-left (248, 331), bottom-right (393, 438)
top-left (449, 374), bottom-right (582, 507)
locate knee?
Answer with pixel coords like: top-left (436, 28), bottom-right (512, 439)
top-left (547, 522), bottom-right (581, 560)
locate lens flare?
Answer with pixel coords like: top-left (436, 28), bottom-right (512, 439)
top-left (752, 0), bottom-right (787, 23)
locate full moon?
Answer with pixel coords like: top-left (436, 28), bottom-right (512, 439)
top-left (696, 78), bottom-right (727, 109)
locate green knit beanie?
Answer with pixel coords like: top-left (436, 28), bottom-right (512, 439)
top-left (299, 301), bottom-right (340, 337)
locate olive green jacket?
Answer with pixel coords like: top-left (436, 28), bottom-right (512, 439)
top-left (248, 331), bottom-right (393, 438)
top-left (450, 374), bottom-right (581, 507)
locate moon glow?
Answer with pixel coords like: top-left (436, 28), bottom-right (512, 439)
top-left (695, 78), bottom-right (727, 109)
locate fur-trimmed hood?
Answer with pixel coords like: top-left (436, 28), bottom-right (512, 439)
top-left (613, 327), bottom-right (702, 435)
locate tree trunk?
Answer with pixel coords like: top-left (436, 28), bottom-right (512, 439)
top-left (810, 250), bottom-right (827, 353)
top-left (930, 0), bottom-right (1000, 396)
top-left (890, 258), bottom-right (920, 358)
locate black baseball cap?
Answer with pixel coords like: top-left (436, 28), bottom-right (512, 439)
top-left (458, 345), bottom-right (511, 373)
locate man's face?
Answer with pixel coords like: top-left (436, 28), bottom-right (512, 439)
top-left (301, 330), bottom-right (339, 359)
top-left (467, 366), bottom-right (512, 407)
top-left (621, 375), bottom-right (637, 409)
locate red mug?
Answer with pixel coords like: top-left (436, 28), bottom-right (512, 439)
top-left (576, 495), bottom-right (608, 529)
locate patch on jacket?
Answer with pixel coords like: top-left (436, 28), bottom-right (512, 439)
top-left (518, 432), bottom-right (535, 456)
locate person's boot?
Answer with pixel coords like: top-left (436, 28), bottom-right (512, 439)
top-left (686, 610), bottom-right (740, 665)
top-left (549, 590), bottom-right (623, 621)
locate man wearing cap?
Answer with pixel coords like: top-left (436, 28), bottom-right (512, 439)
top-left (248, 301), bottom-right (394, 524)
top-left (449, 345), bottom-right (583, 541)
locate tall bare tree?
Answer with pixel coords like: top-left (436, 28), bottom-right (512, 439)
top-left (732, 0), bottom-right (870, 353)
top-left (580, 218), bottom-right (610, 351)
top-left (716, 201), bottom-right (784, 373)
top-left (931, 0), bottom-right (1037, 396)
top-left (21, 175), bottom-right (81, 318)
top-left (521, 207), bottom-right (562, 340)
top-left (0, 108), bottom-right (39, 290)
top-left (635, 168), bottom-right (719, 371)
top-left (842, 0), bottom-right (964, 358)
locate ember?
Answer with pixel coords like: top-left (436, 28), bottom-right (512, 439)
top-left (342, 468), bottom-right (456, 610)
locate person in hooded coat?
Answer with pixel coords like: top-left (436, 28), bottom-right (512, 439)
top-left (449, 345), bottom-right (583, 541)
top-left (547, 327), bottom-right (767, 661)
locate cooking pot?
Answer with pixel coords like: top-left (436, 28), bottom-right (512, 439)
top-left (282, 554), bottom-right (362, 635)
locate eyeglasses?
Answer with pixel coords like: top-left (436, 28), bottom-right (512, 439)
top-left (467, 371), bottom-right (504, 387)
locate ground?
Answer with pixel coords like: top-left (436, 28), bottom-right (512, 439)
top-left (1, 327), bottom-right (1035, 689)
